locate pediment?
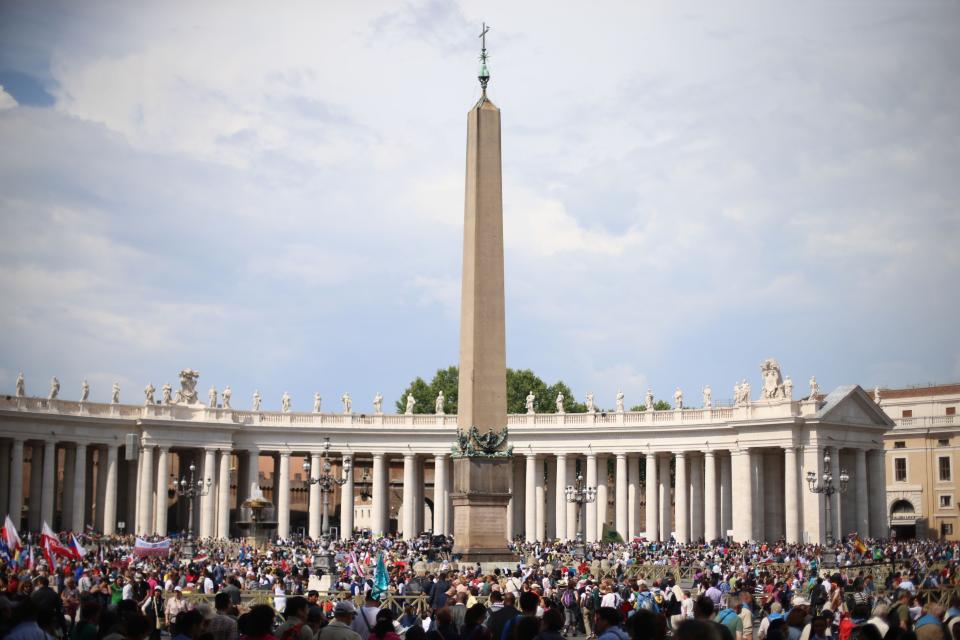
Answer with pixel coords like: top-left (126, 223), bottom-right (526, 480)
top-left (815, 385), bottom-right (895, 428)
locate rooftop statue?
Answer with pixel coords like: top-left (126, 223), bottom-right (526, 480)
top-left (281, 391), bottom-right (291, 413)
top-left (784, 376), bottom-right (793, 400)
top-left (222, 386), bottom-right (232, 409)
top-left (585, 393), bottom-right (595, 413)
top-left (555, 392), bottom-right (565, 414)
top-left (80, 380), bottom-right (89, 403)
top-left (373, 392), bottom-right (383, 415)
top-left (436, 391), bottom-right (445, 415)
top-left (174, 369), bottom-right (201, 404)
top-left (48, 377), bottom-right (60, 401)
top-left (342, 392), bottom-right (352, 414)
top-left (162, 383), bottom-right (172, 405)
top-left (702, 385), bottom-right (712, 409)
top-left (674, 387), bottom-right (683, 409)
top-left (208, 386), bottom-right (218, 408)
top-left (15, 372), bottom-right (24, 397)
top-left (645, 388), bottom-right (654, 411)
top-left (525, 391), bottom-right (535, 415)
top-left (405, 393), bottom-right (416, 415)
top-left (615, 390), bottom-right (625, 413)
top-left (252, 389), bottom-right (262, 411)
top-left (313, 392), bottom-right (322, 413)
top-left (809, 376), bottom-right (819, 399)
top-left (111, 382), bottom-right (120, 404)
top-left (760, 358), bottom-right (787, 400)
top-left (144, 383), bottom-right (156, 406)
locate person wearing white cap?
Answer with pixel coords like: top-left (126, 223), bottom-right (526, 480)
top-left (165, 587), bottom-right (188, 630)
top-left (321, 600), bottom-right (362, 640)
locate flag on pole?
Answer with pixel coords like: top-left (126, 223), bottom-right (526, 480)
top-left (41, 522), bottom-right (78, 560)
top-left (69, 534), bottom-right (88, 558)
top-left (2, 515), bottom-right (22, 551)
top-left (371, 552), bottom-right (389, 601)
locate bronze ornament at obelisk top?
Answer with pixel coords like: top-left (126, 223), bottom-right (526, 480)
top-left (450, 23), bottom-right (514, 561)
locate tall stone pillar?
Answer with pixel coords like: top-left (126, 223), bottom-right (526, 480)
top-left (703, 451), bottom-right (718, 541)
top-left (103, 445), bottom-right (119, 535)
top-left (199, 448), bottom-right (217, 539)
top-left (731, 449), bottom-right (753, 542)
top-left (585, 453), bottom-right (598, 542)
top-left (627, 454), bottom-right (640, 540)
top-left (155, 448), bottom-right (169, 536)
top-left (434, 454), bottom-right (447, 534)
top-left (275, 452), bottom-right (290, 539)
top-left (615, 453), bottom-right (628, 539)
top-left (28, 444), bottom-right (42, 531)
top-left (854, 448), bottom-right (868, 537)
top-left (371, 453), bottom-right (386, 536)
top-left (217, 450), bottom-right (231, 539)
top-left (95, 447), bottom-right (108, 532)
top-left (645, 453), bottom-right (659, 541)
top-left (784, 446), bottom-right (800, 543)
top-left (829, 446), bottom-right (843, 538)
top-left (341, 456), bottom-right (354, 540)
top-left (247, 450), bottom-right (260, 498)
top-left (402, 454), bottom-right (416, 539)
top-left (73, 443), bottom-right (87, 533)
top-left (525, 453), bottom-right (537, 542)
top-left (658, 454), bottom-right (671, 538)
top-left (137, 446), bottom-right (154, 535)
top-left (61, 446), bottom-right (75, 529)
top-left (751, 451), bottom-right (764, 541)
top-left (595, 455), bottom-right (608, 536)
top-left (0, 440), bottom-right (10, 518)
top-left (545, 456), bottom-right (556, 539)
top-left (41, 439), bottom-right (56, 528)
top-left (867, 449), bottom-right (887, 538)
top-left (690, 453), bottom-right (704, 541)
top-left (535, 457), bottom-right (546, 541)
top-left (674, 452), bottom-right (689, 543)
top-left (720, 453), bottom-right (732, 537)
top-left (565, 459), bottom-right (577, 539)
top-left (554, 454), bottom-right (567, 541)
top-left (309, 453), bottom-right (322, 539)
top-left (9, 439), bottom-right (24, 530)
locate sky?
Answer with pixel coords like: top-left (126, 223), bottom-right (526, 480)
top-left (1, 0), bottom-right (958, 411)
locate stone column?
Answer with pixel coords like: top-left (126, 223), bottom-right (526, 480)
top-left (273, 452), bottom-right (289, 539)
top-left (155, 448), bottom-right (169, 535)
top-left (829, 446), bottom-right (843, 538)
top-left (506, 457), bottom-right (514, 540)
top-left (658, 454), bottom-right (671, 538)
top-left (627, 454), bottom-right (640, 540)
top-left (413, 457), bottom-right (424, 534)
top-left (703, 451), bottom-right (717, 541)
top-left (9, 439), bottom-right (24, 530)
top-left (585, 453), bottom-right (598, 542)
top-left (674, 452), bottom-right (688, 543)
top-left (690, 453), bottom-right (704, 541)
top-left (867, 449), bottom-right (887, 538)
top-left (615, 453), bottom-right (628, 539)
top-left (197, 449), bottom-right (215, 539)
top-left (535, 456), bottom-right (546, 541)
top-left (751, 451), bottom-right (764, 541)
top-left (371, 453), bottom-right (386, 536)
top-left (511, 458), bottom-right (525, 539)
top-left (434, 454), bottom-right (447, 534)
top-left (595, 455), bottom-right (608, 536)
top-left (731, 449), bottom-right (753, 542)
top-left (720, 453), bottom-right (732, 537)
top-left (784, 446), bottom-right (800, 543)
top-left (341, 456), bottom-right (354, 540)
top-left (137, 446), bottom-right (154, 535)
top-left (565, 459), bottom-right (577, 539)
top-left (645, 453), bottom-right (659, 541)
top-left (309, 452), bottom-right (323, 538)
top-left (103, 445), bottom-right (119, 535)
top-left (247, 450), bottom-right (260, 497)
top-left (545, 456), bottom-right (556, 539)
top-left (28, 445), bottom-right (42, 531)
top-left (402, 454), bottom-right (416, 539)
top-left (61, 446), bottom-right (74, 529)
top-left (40, 439), bottom-right (56, 528)
top-left (555, 454), bottom-right (567, 540)
top-left (217, 451), bottom-right (231, 539)
top-left (0, 440), bottom-right (10, 518)
top-left (95, 447), bottom-right (108, 532)
top-left (525, 453), bottom-right (537, 542)
top-left (854, 448), bottom-right (868, 537)
top-left (72, 443), bottom-right (87, 533)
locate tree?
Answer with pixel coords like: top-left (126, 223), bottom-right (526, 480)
top-left (629, 400), bottom-right (672, 411)
top-left (394, 376), bottom-right (433, 414)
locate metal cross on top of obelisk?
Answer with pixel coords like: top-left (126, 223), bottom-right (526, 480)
top-left (478, 22), bottom-right (491, 96)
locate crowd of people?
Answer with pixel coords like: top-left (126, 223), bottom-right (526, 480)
top-left (1, 531), bottom-right (959, 640)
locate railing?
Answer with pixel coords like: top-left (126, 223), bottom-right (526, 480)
top-left (895, 415), bottom-right (957, 428)
top-left (184, 591), bottom-right (438, 614)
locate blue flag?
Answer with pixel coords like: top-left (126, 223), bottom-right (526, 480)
top-left (372, 552), bottom-right (389, 601)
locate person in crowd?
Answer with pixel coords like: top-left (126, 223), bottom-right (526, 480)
top-left (694, 596), bottom-right (733, 640)
top-left (278, 596), bottom-right (316, 640)
top-left (593, 607), bottom-right (629, 640)
top-left (320, 601), bottom-right (362, 640)
top-left (368, 609), bottom-right (402, 640)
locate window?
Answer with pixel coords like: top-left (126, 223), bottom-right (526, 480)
top-left (902, 410), bottom-right (913, 418)
top-left (940, 495), bottom-right (953, 508)
top-left (895, 458), bottom-right (907, 482)
top-left (894, 441), bottom-right (906, 449)
top-left (947, 407), bottom-right (956, 415)
top-left (942, 523), bottom-right (954, 537)
top-left (940, 439), bottom-right (950, 447)
top-left (939, 456), bottom-right (952, 482)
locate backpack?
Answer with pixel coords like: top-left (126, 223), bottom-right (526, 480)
top-left (562, 589), bottom-right (576, 608)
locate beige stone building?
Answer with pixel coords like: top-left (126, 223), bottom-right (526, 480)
top-left (878, 384), bottom-right (959, 540)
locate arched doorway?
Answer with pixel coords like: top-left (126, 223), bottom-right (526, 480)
top-left (890, 499), bottom-right (918, 539)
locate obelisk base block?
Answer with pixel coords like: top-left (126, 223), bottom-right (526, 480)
top-left (451, 456), bottom-right (514, 562)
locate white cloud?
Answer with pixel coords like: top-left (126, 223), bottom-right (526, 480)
top-left (0, 85), bottom-right (16, 109)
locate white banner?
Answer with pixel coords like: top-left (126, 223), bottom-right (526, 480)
top-left (134, 537), bottom-right (171, 557)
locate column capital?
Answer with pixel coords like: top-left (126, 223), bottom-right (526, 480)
top-left (555, 452), bottom-right (567, 460)
top-left (675, 451), bottom-right (686, 459)
top-left (434, 452), bottom-right (448, 460)
top-left (704, 449), bottom-right (716, 458)
top-left (783, 445), bottom-right (796, 453)
top-left (615, 452), bottom-right (627, 460)
top-left (279, 451), bottom-right (291, 459)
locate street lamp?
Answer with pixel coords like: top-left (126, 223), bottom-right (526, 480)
top-left (303, 437), bottom-right (352, 540)
top-left (172, 462), bottom-right (212, 559)
top-left (806, 449), bottom-right (850, 567)
top-left (565, 473), bottom-right (597, 546)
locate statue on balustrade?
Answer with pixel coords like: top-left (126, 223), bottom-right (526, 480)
top-left (645, 388), bottom-right (654, 411)
top-left (615, 390), bottom-right (625, 413)
top-left (111, 382), bottom-right (120, 404)
top-left (48, 377), bottom-right (60, 400)
top-left (162, 383), bottom-right (173, 405)
top-left (741, 379), bottom-right (750, 404)
top-left (208, 386), bottom-right (218, 408)
top-left (313, 392), bottom-right (322, 413)
top-left (525, 391), bottom-right (535, 414)
top-left (144, 383), bottom-right (156, 406)
top-left (80, 380), bottom-right (89, 403)
top-left (281, 391), bottom-right (292, 413)
top-left (174, 369), bottom-right (201, 404)
top-left (784, 376), bottom-right (793, 400)
top-left (252, 389), bottom-right (262, 411)
top-left (435, 391), bottom-right (445, 415)
top-left (222, 386), bottom-right (232, 409)
top-left (405, 393), bottom-right (416, 415)
top-left (702, 385), bottom-right (712, 409)
top-left (342, 392), bottom-right (352, 414)
top-left (555, 392), bottom-right (565, 414)
top-left (585, 393), bottom-right (595, 413)
top-left (674, 387), bottom-right (683, 409)
top-left (15, 372), bottom-right (24, 397)
top-left (808, 376), bottom-right (819, 399)
top-left (760, 358), bottom-right (787, 400)
top-left (373, 392), bottom-right (383, 414)
top-left (874, 386), bottom-right (881, 404)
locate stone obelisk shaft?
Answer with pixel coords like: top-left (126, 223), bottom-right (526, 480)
top-left (457, 96), bottom-right (507, 436)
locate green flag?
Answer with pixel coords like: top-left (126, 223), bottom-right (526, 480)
top-left (372, 552), bottom-right (389, 601)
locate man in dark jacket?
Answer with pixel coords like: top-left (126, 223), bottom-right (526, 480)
top-left (431, 573), bottom-right (451, 611)
top-left (486, 592), bottom-right (519, 640)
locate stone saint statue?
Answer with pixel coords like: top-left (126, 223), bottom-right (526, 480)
top-left (405, 393), bottom-right (416, 415)
top-left (703, 385), bottom-right (712, 409)
top-left (784, 377), bottom-right (793, 400)
top-left (556, 392), bottom-right (565, 414)
top-left (144, 383), bottom-right (156, 406)
top-left (111, 382), bottom-right (120, 404)
top-left (281, 392), bottom-right (291, 413)
top-left (760, 358), bottom-right (786, 400)
top-left (342, 393), bottom-right (352, 414)
top-left (435, 391), bottom-right (445, 415)
top-left (252, 389), bottom-right (262, 411)
top-left (313, 392), bottom-right (322, 413)
top-left (525, 391), bottom-right (536, 415)
top-left (80, 380), bottom-right (89, 403)
top-left (615, 390), bottom-right (625, 413)
top-left (586, 393), bottom-right (595, 413)
top-left (645, 388), bottom-right (654, 411)
top-left (809, 376), bottom-right (819, 399)
top-left (208, 386), bottom-right (218, 408)
top-left (15, 372), bottom-right (25, 397)
top-left (373, 392), bottom-right (383, 414)
top-left (222, 386), bottom-right (232, 409)
top-left (741, 379), bottom-right (750, 404)
top-left (674, 387), bottom-right (683, 409)
top-left (162, 383), bottom-right (172, 405)
top-left (48, 377), bottom-right (60, 400)
top-left (874, 386), bottom-right (881, 404)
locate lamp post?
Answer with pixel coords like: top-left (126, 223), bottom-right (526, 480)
top-left (565, 473), bottom-right (597, 549)
top-left (806, 448), bottom-right (850, 567)
top-left (172, 462), bottom-right (211, 559)
top-left (303, 438), bottom-right (351, 540)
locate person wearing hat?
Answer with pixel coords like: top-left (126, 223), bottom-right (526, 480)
top-left (164, 586), bottom-right (188, 631)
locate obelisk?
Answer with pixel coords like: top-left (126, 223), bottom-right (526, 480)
top-left (451, 24), bottom-right (513, 561)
